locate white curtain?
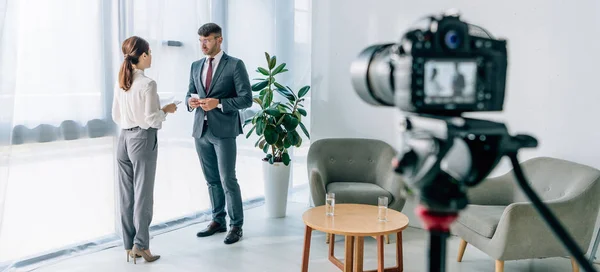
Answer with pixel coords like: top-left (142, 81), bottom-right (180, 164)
top-left (0, 0), bottom-right (120, 268)
top-left (0, 0), bottom-right (311, 269)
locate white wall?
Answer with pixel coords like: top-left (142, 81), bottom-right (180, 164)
top-left (311, 0), bottom-right (600, 260)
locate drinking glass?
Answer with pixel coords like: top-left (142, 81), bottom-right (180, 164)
top-left (325, 192), bottom-right (335, 216)
top-left (378, 196), bottom-right (388, 221)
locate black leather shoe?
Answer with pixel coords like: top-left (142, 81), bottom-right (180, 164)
top-left (224, 226), bottom-right (243, 244)
top-left (196, 221), bottom-right (227, 237)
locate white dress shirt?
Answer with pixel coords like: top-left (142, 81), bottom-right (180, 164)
top-left (112, 69), bottom-right (167, 129)
top-left (202, 50), bottom-right (224, 88)
top-left (195, 50), bottom-right (224, 116)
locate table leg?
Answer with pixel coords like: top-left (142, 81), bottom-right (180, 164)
top-left (301, 225), bottom-right (312, 272)
top-left (354, 236), bottom-right (364, 272)
top-left (344, 236), bottom-right (355, 272)
top-left (377, 235), bottom-right (385, 272)
top-left (329, 234), bottom-right (335, 258)
top-left (396, 232), bottom-right (403, 271)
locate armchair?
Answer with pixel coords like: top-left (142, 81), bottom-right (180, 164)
top-left (307, 138), bottom-right (406, 243)
top-left (451, 157), bottom-right (600, 272)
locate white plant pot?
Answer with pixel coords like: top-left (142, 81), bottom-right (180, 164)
top-left (263, 161), bottom-right (290, 218)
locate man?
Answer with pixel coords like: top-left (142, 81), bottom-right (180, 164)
top-left (185, 23), bottom-right (252, 244)
top-left (451, 62), bottom-right (466, 96)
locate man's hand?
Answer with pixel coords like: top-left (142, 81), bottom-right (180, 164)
top-left (199, 98), bottom-right (219, 111)
top-left (188, 97), bottom-right (202, 109)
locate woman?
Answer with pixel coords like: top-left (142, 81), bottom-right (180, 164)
top-left (112, 36), bottom-right (177, 264)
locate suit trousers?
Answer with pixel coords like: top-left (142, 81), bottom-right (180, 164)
top-left (117, 127), bottom-right (158, 250)
top-left (194, 123), bottom-right (244, 227)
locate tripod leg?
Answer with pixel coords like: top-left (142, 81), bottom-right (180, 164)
top-left (571, 257), bottom-right (579, 272)
top-left (457, 239), bottom-right (467, 262)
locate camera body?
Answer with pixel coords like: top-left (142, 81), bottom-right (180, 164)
top-left (351, 12), bottom-right (508, 116)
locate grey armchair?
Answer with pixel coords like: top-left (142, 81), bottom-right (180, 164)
top-left (451, 157), bottom-right (600, 272)
top-left (307, 138), bottom-right (406, 242)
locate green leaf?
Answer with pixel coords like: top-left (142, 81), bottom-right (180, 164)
top-left (252, 80), bottom-right (268, 92)
top-left (258, 139), bottom-right (266, 149)
top-left (245, 126), bottom-right (256, 138)
top-left (276, 88), bottom-right (295, 101)
top-left (281, 69), bottom-right (288, 73)
top-left (275, 136), bottom-right (285, 149)
top-left (264, 52), bottom-right (271, 64)
top-left (296, 136), bottom-right (303, 147)
top-left (298, 108), bottom-right (307, 116)
top-left (243, 118), bottom-right (253, 128)
top-left (283, 114), bottom-right (299, 130)
top-left (272, 63), bottom-right (286, 75)
top-left (264, 125), bottom-right (278, 144)
top-left (287, 130), bottom-right (300, 146)
top-left (255, 136), bottom-right (264, 147)
top-left (282, 152), bottom-right (291, 166)
top-left (293, 111), bottom-right (302, 121)
top-left (263, 92), bottom-right (273, 108)
top-left (259, 89), bottom-right (267, 96)
top-left (299, 122), bottom-right (310, 139)
top-left (269, 56), bottom-right (276, 70)
top-left (263, 144), bottom-right (270, 154)
top-left (275, 124), bottom-right (285, 134)
top-left (265, 108), bottom-right (282, 118)
top-left (298, 86), bottom-right (310, 98)
top-left (283, 135), bottom-right (292, 148)
top-left (280, 103), bottom-right (293, 111)
top-left (268, 156), bottom-right (274, 164)
top-left (256, 118), bottom-right (266, 135)
top-left (257, 67), bottom-right (269, 76)
top-left (252, 77), bottom-right (265, 81)
top-left (273, 82), bottom-right (285, 90)
top-left (252, 98), bottom-right (263, 108)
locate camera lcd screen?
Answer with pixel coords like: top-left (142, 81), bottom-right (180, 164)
top-left (423, 60), bottom-right (477, 104)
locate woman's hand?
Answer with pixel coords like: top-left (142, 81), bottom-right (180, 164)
top-left (162, 103), bottom-right (177, 113)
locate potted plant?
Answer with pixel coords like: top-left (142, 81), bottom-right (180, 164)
top-left (244, 52), bottom-right (310, 218)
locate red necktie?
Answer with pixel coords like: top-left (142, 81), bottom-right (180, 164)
top-left (205, 57), bottom-right (214, 94)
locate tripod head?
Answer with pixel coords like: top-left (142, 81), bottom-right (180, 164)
top-left (393, 114), bottom-right (537, 215)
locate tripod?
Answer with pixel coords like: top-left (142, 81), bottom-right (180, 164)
top-left (395, 115), bottom-right (598, 272)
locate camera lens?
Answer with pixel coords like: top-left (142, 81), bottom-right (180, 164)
top-left (444, 30), bottom-right (460, 49)
top-left (350, 44), bottom-right (396, 106)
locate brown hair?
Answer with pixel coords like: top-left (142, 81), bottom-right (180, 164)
top-left (118, 36), bottom-right (150, 91)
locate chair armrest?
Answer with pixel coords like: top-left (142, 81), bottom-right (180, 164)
top-left (381, 171), bottom-right (406, 212)
top-left (307, 161), bottom-right (329, 206)
top-left (467, 173), bottom-right (515, 206)
top-left (373, 149), bottom-right (406, 211)
top-left (490, 198), bottom-right (595, 260)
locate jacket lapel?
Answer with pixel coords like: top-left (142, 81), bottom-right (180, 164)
top-left (207, 53), bottom-right (229, 95)
top-left (198, 58), bottom-right (207, 95)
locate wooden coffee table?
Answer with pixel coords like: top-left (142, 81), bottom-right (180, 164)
top-left (301, 204), bottom-right (409, 272)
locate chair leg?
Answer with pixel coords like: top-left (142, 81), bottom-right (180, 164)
top-left (457, 239), bottom-right (467, 262)
top-left (495, 260), bottom-right (504, 272)
top-left (326, 233), bottom-right (330, 244)
top-left (571, 257), bottom-right (579, 272)
top-left (385, 234), bottom-right (390, 244)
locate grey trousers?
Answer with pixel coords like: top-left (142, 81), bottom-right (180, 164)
top-left (117, 127), bottom-right (158, 250)
top-left (194, 124), bottom-right (244, 227)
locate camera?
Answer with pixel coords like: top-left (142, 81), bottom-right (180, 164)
top-left (351, 11), bottom-right (508, 116)
top-left (349, 10), bottom-right (597, 272)
top-left (351, 11), bottom-right (514, 213)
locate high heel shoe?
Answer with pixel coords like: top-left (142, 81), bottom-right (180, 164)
top-left (131, 245), bottom-right (160, 264)
top-left (126, 250), bottom-right (141, 262)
